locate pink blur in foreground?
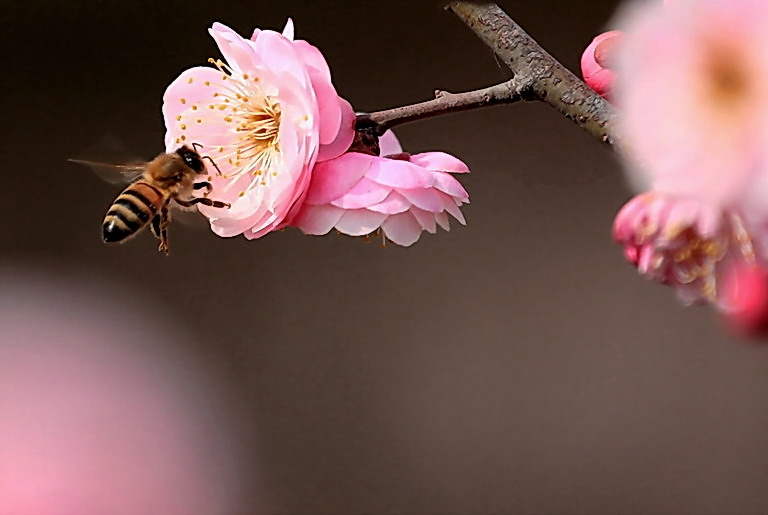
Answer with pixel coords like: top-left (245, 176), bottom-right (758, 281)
top-left (292, 131), bottom-right (470, 246)
top-left (163, 20), bottom-right (355, 240)
top-left (0, 275), bottom-right (249, 514)
top-left (613, 0), bottom-right (768, 218)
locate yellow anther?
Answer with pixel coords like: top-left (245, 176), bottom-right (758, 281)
top-left (180, 124), bottom-right (187, 130)
top-left (204, 81), bottom-right (211, 86)
top-left (196, 119), bottom-right (202, 124)
top-left (180, 98), bottom-right (187, 104)
top-left (176, 115), bottom-right (182, 121)
top-left (187, 77), bottom-right (193, 84)
top-left (242, 73), bottom-right (249, 79)
top-left (218, 105), bottom-right (227, 110)
top-left (191, 105), bottom-right (198, 110)
top-left (239, 191), bottom-right (246, 197)
top-left (224, 117), bottom-right (232, 123)
top-left (213, 93), bottom-right (219, 97)
top-left (180, 135), bottom-right (186, 141)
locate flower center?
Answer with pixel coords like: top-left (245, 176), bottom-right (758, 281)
top-left (705, 46), bottom-right (750, 112)
top-left (208, 58), bottom-right (283, 197)
top-left (670, 215), bottom-right (755, 301)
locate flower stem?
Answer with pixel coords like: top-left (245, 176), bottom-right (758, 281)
top-left (356, 2), bottom-right (617, 147)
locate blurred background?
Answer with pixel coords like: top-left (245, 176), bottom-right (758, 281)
top-left (1, 0), bottom-right (767, 513)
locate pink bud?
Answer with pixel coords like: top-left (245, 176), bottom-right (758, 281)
top-left (580, 31), bottom-right (621, 99)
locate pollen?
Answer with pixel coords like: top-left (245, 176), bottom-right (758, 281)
top-left (192, 105), bottom-right (198, 111)
top-left (187, 77), bottom-right (193, 84)
top-left (239, 191), bottom-right (246, 197)
top-left (218, 105), bottom-right (227, 110)
top-left (176, 115), bottom-right (182, 121)
top-left (242, 73), bottom-right (249, 80)
top-left (197, 119), bottom-right (202, 124)
top-left (204, 81), bottom-right (211, 86)
top-left (180, 98), bottom-right (186, 104)
top-left (180, 124), bottom-right (187, 130)
top-left (224, 116), bottom-right (233, 123)
top-left (180, 135), bottom-right (186, 141)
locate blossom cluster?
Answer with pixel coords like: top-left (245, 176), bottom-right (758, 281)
top-left (581, 0), bottom-right (768, 334)
top-left (163, 21), bottom-right (468, 246)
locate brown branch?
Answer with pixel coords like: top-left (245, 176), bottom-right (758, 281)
top-left (446, 1), bottom-right (616, 145)
top-left (355, 1), bottom-right (617, 147)
top-left (356, 80), bottom-right (523, 136)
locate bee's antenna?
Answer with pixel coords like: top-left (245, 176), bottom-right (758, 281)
top-left (191, 142), bottom-right (204, 153)
top-left (202, 155), bottom-right (223, 176)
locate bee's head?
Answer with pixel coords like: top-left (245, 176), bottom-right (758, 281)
top-left (175, 145), bottom-right (205, 173)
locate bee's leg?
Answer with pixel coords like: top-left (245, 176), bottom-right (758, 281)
top-left (156, 204), bottom-right (171, 255)
top-left (150, 214), bottom-right (161, 239)
top-left (176, 197), bottom-right (230, 209)
top-left (193, 182), bottom-right (212, 196)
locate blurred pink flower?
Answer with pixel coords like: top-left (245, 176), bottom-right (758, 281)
top-left (613, 192), bottom-right (764, 307)
top-left (581, 30), bottom-right (621, 99)
top-left (163, 20), bottom-right (355, 239)
top-left (613, 0), bottom-right (768, 217)
top-left (292, 131), bottom-right (470, 246)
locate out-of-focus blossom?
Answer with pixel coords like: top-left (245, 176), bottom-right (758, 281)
top-left (581, 30), bottom-right (621, 99)
top-left (613, 0), bottom-right (768, 216)
top-left (292, 131), bottom-right (470, 246)
top-left (721, 262), bottom-right (768, 338)
top-left (613, 191), bottom-right (764, 307)
top-left (163, 20), bottom-right (355, 239)
top-left (0, 273), bottom-right (252, 514)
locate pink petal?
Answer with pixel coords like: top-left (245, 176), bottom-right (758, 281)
top-left (367, 191), bottom-right (412, 215)
top-left (293, 40), bottom-right (332, 86)
top-left (379, 130), bottom-right (402, 155)
top-left (330, 177), bottom-right (391, 209)
top-left (209, 23), bottom-right (258, 74)
top-left (282, 18), bottom-right (295, 40)
top-left (304, 153), bottom-right (374, 205)
top-left (409, 152), bottom-right (470, 174)
top-left (381, 212), bottom-right (423, 246)
top-left (439, 192), bottom-right (467, 225)
top-left (430, 171), bottom-right (470, 200)
top-left (410, 207), bottom-right (438, 234)
top-left (317, 98), bottom-right (355, 161)
top-left (435, 212), bottom-right (450, 231)
top-left (293, 204), bottom-right (345, 235)
top-left (397, 187), bottom-right (444, 213)
top-left (366, 159), bottom-right (435, 189)
top-left (334, 209), bottom-right (387, 236)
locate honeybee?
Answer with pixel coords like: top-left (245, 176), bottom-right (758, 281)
top-left (73, 144), bottom-right (229, 255)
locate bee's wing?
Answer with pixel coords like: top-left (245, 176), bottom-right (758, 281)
top-left (68, 158), bottom-right (148, 184)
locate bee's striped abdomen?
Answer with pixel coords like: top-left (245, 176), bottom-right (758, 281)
top-left (103, 182), bottom-right (162, 243)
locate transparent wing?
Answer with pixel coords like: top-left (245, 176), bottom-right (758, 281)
top-left (68, 158), bottom-right (148, 184)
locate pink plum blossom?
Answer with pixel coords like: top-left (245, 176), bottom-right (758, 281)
top-left (613, 0), bottom-right (768, 219)
top-left (613, 191), bottom-right (764, 308)
top-left (163, 20), bottom-right (355, 239)
top-left (292, 131), bottom-right (470, 246)
top-left (581, 31), bottom-right (621, 99)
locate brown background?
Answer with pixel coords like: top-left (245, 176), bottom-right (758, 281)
top-left (2, 0), bottom-right (767, 513)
